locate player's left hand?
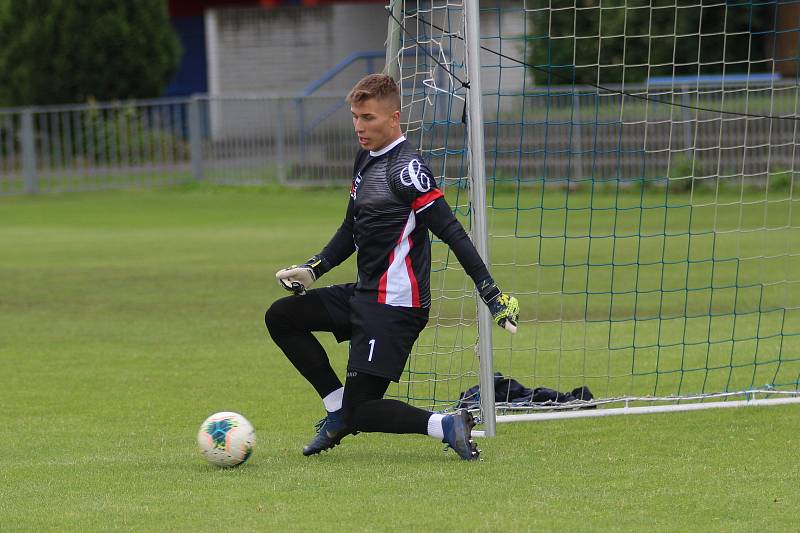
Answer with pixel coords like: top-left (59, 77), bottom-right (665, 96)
top-left (276, 255), bottom-right (328, 295)
top-left (478, 277), bottom-right (520, 333)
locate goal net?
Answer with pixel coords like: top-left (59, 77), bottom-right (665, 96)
top-left (384, 0), bottom-right (800, 426)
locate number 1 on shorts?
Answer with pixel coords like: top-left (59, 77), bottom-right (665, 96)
top-left (368, 338), bottom-right (376, 362)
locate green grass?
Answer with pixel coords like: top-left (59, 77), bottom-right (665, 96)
top-left (1, 186), bottom-right (798, 531)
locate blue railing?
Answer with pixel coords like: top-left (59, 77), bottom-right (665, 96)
top-left (299, 50), bottom-right (386, 97)
top-left (295, 51), bottom-right (385, 155)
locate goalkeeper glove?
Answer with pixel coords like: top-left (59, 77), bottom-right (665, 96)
top-left (477, 277), bottom-right (520, 334)
top-left (275, 255), bottom-right (331, 295)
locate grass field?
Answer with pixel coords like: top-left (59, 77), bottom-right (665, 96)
top-left (2, 185), bottom-right (798, 531)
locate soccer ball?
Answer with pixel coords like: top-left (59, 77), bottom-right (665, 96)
top-left (197, 411), bottom-right (256, 467)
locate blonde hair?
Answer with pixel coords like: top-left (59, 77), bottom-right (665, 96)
top-left (346, 74), bottom-right (401, 110)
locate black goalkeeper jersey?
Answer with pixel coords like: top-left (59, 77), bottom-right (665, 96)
top-left (319, 136), bottom-right (490, 309)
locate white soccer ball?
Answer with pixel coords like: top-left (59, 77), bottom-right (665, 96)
top-left (197, 411), bottom-right (256, 467)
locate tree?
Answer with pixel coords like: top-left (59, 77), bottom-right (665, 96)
top-left (0, 0), bottom-right (181, 106)
top-left (526, 0), bottom-right (777, 86)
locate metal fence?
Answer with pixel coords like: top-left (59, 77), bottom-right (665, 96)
top-left (0, 94), bottom-right (357, 194)
top-left (440, 80), bottom-right (799, 184)
top-left (1, 82), bottom-right (797, 195)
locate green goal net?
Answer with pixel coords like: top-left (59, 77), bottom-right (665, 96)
top-left (385, 0), bottom-right (800, 425)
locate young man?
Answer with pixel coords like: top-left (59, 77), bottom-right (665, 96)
top-left (265, 74), bottom-right (519, 461)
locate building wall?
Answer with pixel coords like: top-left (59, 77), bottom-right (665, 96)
top-left (203, 1), bottom-right (798, 100)
top-left (206, 4), bottom-right (388, 97)
top-left (202, 1), bottom-right (797, 141)
top-left (776, 3), bottom-right (800, 78)
top-left (203, 2), bottom-right (529, 137)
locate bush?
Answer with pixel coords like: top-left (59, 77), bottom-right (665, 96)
top-left (763, 169), bottom-right (795, 192)
top-left (77, 103), bottom-right (188, 165)
top-left (667, 152), bottom-right (698, 193)
top-left (0, 0), bottom-right (181, 106)
top-left (526, 0), bottom-right (776, 85)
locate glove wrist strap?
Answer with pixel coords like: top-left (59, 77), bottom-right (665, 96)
top-left (477, 276), bottom-right (500, 304)
top-left (307, 255), bottom-right (332, 279)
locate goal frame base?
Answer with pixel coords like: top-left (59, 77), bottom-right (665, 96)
top-left (470, 395), bottom-right (800, 436)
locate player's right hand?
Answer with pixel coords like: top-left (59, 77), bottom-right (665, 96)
top-left (489, 292), bottom-right (520, 333)
top-left (275, 255), bottom-right (328, 295)
top-left (477, 277), bottom-right (520, 334)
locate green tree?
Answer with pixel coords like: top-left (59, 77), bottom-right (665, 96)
top-left (0, 0), bottom-right (181, 106)
top-left (527, 0), bottom-right (776, 85)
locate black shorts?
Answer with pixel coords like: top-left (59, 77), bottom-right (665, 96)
top-left (316, 284), bottom-right (429, 382)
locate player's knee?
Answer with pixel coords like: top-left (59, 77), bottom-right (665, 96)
top-left (264, 297), bottom-right (295, 336)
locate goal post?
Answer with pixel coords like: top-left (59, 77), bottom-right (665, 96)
top-left (384, 0), bottom-right (800, 430)
top-left (463, 0), bottom-right (498, 436)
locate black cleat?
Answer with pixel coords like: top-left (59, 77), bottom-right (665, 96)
top-left (441, 410), bottom-right (480, 461)
top-left (302, 411), bottom-right (350, 456)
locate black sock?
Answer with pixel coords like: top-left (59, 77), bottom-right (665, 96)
top-left (342, 371), bottom-right (431, 434)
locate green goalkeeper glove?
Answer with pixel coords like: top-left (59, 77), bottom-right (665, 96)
top-left (275, 255), bottom-right (330, 295)
top-left (478, 277), bottom-right (520, 334)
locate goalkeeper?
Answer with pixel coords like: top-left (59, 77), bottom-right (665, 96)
top-left (265, 74), bottom-right (519, 461)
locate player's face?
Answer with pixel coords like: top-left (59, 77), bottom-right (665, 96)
top-left (351, 98), bottom-right (401, 152)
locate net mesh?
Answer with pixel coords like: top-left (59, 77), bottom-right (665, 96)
top-left (386, 0), bottom-right (800, 415)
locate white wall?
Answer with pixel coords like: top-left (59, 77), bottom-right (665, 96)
top-left (206, 4), bottom-right (388, 97)
top-left (203, 1), bottom-right (528, 139)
